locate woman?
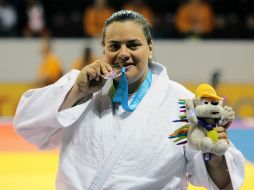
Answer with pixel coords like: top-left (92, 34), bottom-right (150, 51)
top-left (14, 10), bottom-right (244, 190)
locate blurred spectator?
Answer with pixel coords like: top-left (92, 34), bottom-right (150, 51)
top-left (175, 0), bottom-right (215, 38)
top-left (23, 0), bottom-right (48, 37)
top-left (245, 14), bottom-right (254, 38)
top-left (0, 0), bottom-right (252, 39)
top-left (123, 0), bottom-right (154, 26)
top-left (0, 0), bottom-right (17, 36)
top-left (83, 0), bottom-right (114, 37)
top-left (214, 15), bottom-right (226, 31)
top-left (226, 13), bottom-right (241, 38)
top-left (71, 46), bottom-right (97, 71)
top-left (36, 38), bottom-right (63, 87)
top-left (210, 69), bottom-right (221, 90)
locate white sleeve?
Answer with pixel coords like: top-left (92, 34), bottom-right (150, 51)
top-left (185, 142), bottom-right (245, 190)
top-left (13, 70), bottom-right (91, 150)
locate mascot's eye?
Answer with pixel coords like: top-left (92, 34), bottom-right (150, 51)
top-left (201, 99), bottom-right (209, 105)
top-left (211, 101), bottom-right (219, 105)
top-left (200, 98), bottom-right (210, 105)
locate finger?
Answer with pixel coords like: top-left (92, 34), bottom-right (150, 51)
top-left (216, 126), bottom-right (226, 133)
top-left (219, 134), bottom-right (229, 145)
top-left (224, 121), bottom-right (232, 129)
top-left (216, 126), bottom-right (228, 138)
top-left (100, 62), bottom-right (110, 76)
top-left (76, 68), bottom-right (90, 92)
top-left (105, 63), bottom-right (112, 72)
top-left (79, 68), bottom-right (88, 82)
top-left (218, 131), bottom-right (228, 140)
top-left (93, 61), bottom-right (102, 81)
top-left (85, 67), bottom-right (97, 81)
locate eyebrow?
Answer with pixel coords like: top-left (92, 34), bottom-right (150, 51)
top-left (108, 39), bottom-right (141, 44)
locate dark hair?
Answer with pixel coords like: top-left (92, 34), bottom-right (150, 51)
top-left (101, 10), bottom-right (152, 46)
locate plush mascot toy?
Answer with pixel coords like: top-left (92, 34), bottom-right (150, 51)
top-left (170, 84), bottom-right (235, 157)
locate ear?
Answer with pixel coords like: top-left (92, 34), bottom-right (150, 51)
top-left (218, 99), bottom-right (223, 106)
top-left (148, 40), bottom-right (153, 60)
top-left (193, 98), bottom-right (199, 107)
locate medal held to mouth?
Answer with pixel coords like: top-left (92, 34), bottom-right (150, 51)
top-left (101, 63), bottom-right (123, 79)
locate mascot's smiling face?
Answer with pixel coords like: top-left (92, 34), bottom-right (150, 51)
top-left (194, 97), bottom-right (224, 119)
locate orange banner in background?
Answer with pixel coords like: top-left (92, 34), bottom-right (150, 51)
top-left (0, 83), bottom-right (254, 117)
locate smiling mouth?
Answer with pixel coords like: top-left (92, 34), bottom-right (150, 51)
top-left (211, 112), bottom-right (219, 115)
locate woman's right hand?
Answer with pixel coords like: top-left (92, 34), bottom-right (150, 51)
top-left (74, 58), bottom-right (112, 98)
top-left (59, 58), bottom-right (112, 111)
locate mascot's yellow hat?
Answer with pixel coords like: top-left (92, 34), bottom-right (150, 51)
top-left (195, 84), bottom-right (222, 100)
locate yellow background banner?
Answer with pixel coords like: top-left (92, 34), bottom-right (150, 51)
top-left (0, 83), bottom-right (254, 117)
top-left (0, 83), bottom-right (33, 116)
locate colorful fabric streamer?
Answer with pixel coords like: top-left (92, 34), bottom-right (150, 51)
top-left (169, 99), bottom-right (190, 145)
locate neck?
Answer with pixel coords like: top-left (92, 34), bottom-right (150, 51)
top-left (198, 117), bottom-right (220, 126)
top-left (128, 80), bottom-right (144, 94)
top-left (43, 51), bottom-right (50, 58)
top-left (129, 67), bottom-right (149, 94)
top-left (207, 119), bottom-right (215, 126)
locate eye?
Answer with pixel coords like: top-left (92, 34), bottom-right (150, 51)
top-left (108, 43), bottom-right (120, 51)
top-left (211, 101), bottom-right (219, 105)
top-left (126, 42), bottom-right (141, 50)
top-left (201, 99), bottom-right (209, 105)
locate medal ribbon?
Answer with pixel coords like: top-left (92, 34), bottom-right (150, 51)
top-left (111, 67), bottom-right (152, 112)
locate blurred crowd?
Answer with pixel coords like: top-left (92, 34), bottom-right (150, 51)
top-left (34, 37), bottom-right (98, 87)
top-left (0, 0), bottom-right (254, 39)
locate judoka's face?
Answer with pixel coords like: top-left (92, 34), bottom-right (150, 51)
top-left (103, 21), bottom-right (153, 89)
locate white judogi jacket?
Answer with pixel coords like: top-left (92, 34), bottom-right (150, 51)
top-left (14, 62), bottom-right (245, 190)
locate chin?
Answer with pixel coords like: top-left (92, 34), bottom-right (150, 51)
top-left (125, 66), bottom-right (147, 84)
top-left (125, 67), bottom-right (135, 78)
top-left (126, 74), bottom-right (137, 84)
top-left (125, 71), bottom-right (140, 83)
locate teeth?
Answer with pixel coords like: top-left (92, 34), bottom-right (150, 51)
top-left (111, 64), bottom-right (122, 69)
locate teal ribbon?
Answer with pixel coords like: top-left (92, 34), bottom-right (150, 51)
top-left (112, 67), bottom-right (152, 112)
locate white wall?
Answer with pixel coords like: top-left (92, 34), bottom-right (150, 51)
top-left (1, 38), bottom-right (254, 83)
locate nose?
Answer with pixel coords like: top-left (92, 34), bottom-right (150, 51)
top-left (118, 45), bottom-right (130, 61)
